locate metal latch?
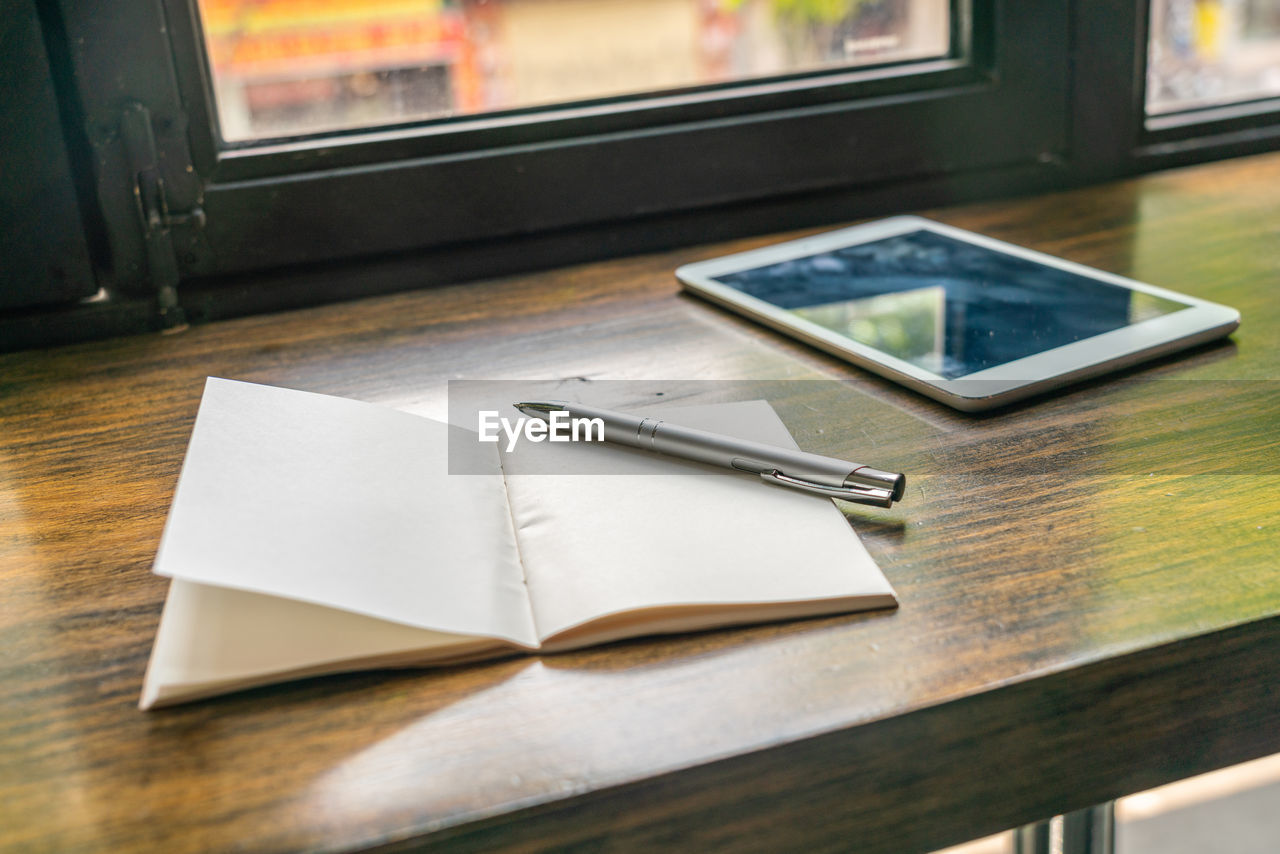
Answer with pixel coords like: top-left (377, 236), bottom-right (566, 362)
top-left (120, 102), bottom-right (204, 331)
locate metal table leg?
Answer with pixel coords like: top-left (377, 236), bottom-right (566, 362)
top-left (1014, 802), bottom-right (1115, 854)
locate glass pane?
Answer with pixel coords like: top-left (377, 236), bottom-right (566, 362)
top-left (198, 0), bottom-right (952, 142)
top-left (1147, 0), bottom-right (1280, 115)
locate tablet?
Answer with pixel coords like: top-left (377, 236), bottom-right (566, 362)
top-left (676, 216), bottom-right (1239, 411)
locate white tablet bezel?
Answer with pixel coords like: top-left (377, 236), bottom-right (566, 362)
top-left (676, 216), bottom-right (1240, 411)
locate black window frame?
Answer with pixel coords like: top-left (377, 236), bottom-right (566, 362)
top-left (135, 0), bottom-right (1080, 279)
top-left (3, 0), bottom-right (1279, 351)
top-left (1072, 0), bottom-right (1280, 180)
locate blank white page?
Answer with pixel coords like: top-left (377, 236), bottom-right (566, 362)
top-left (139, 580), bottom-right (497, 709)
top-left (153, 379), bottom-right (538, 647)
top-left (498, 400), bottom-right (896, 641)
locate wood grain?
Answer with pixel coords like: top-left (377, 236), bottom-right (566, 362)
top-left (2, 153), bottom-right (1278, 853)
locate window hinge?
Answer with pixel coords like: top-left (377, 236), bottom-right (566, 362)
top-left (121, 102), bottom-right (204, 331)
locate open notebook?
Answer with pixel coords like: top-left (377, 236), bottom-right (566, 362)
top-left (140, 379), bottom-right (896, 708)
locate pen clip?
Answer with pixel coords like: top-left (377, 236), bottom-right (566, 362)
top-left (760, 470), bottom-right (895, 508)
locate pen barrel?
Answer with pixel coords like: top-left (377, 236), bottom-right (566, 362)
top-left (649, 421), bottom-right (859, 487)
top-left (650, 420), bottom-right (904, 501)
top-left (546, 402), bottom-right (654, 448)
top-left (543, 401), bottom-right (904, 502)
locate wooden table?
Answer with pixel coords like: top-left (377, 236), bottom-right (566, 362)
top-left (3, 153), bottom-right (1278, 853)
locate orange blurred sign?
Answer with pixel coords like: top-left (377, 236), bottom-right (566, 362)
top-left (200, 0), bottom-right (464, 77)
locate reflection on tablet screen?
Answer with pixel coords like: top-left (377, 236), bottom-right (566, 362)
top-left (714, 230), bottom-right (1190, 378)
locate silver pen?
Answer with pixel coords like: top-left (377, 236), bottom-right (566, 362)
top-left (513, 400), bottom-right (905, 508)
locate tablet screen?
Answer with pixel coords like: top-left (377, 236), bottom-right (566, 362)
top-left (713, 229), bottom-right (1191, 378)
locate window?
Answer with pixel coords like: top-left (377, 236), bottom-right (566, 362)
top-left (65, 0), bottom-right (1073, 286)
top-left (197, 0), bottom-right (954, 141)
top-left (2, 0), bottom-right (1277, 349)
top-left (1147, 0), bottom-right (1280, 116)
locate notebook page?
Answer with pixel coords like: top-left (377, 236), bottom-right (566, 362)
top-left (139, 580), bottom-right (501, 709)
top-left (153, 379), bottom-right (538, 647)
top-left (498, 400), bottom-right (896, 642)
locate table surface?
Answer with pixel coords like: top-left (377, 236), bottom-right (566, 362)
top-left (3, 153), bottom-right (1278, 854)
